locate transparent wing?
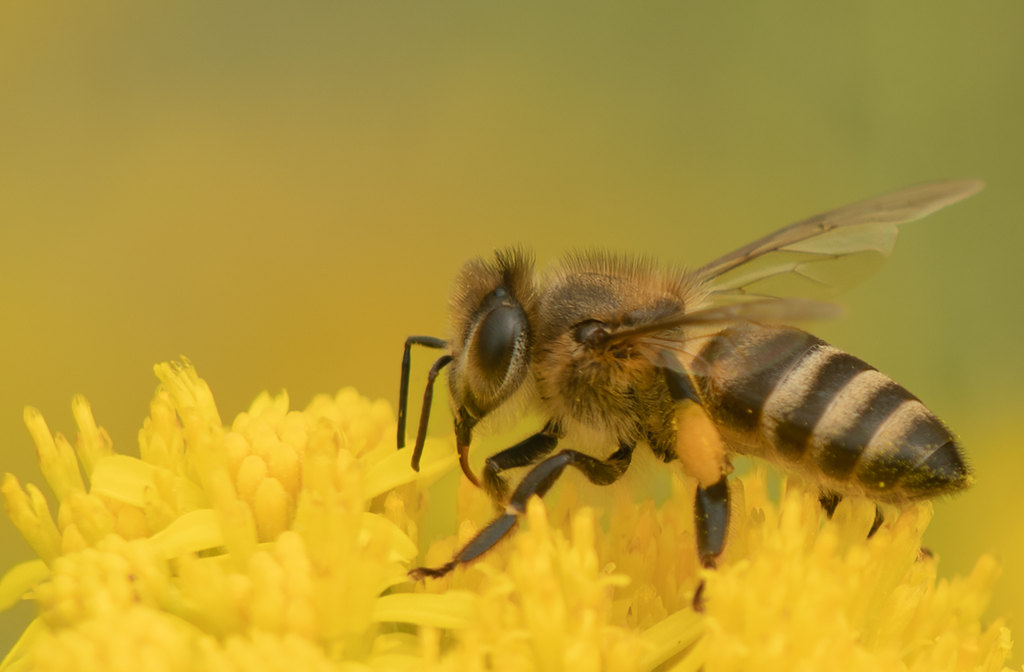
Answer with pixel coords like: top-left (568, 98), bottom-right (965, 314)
top-left (697, 179), bottom-right (983, 303)
top-left (609, 297), bottom-right (843, 343)
top-left (624, 298), bottom-right (843, 378)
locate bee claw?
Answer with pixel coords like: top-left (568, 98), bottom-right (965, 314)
top-left (459, 444), bottom-right (482, 488)
top-left (409, 562), bottom-right (457, 582)
top-left (692, 579), bottom-right (707, 613)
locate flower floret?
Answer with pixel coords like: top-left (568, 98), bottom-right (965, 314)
top-left (0, 359), bottom-right (1012, 672)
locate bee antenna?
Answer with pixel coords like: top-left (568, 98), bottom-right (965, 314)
top-left (411, 354), bottom-right (454, 472)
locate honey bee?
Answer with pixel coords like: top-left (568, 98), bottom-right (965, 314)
top-left (397, 179), bottom-right (983, 586)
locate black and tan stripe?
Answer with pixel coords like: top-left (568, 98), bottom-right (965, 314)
top-left (856, 402), bottom-right (969, 499)
top-left (762, 346), bottom-right (875, 462)
top-left (805, 371), bottom-right (916, 480)
top-left (696, 326), bottom-right (824, 434)
top-left (697, 324), bottom-right (970, 500)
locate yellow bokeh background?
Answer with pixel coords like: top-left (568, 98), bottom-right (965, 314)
top-left (1, 0), bottom-right (1022, 656)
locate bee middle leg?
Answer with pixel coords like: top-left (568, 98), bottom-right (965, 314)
top-left (482, 421), bottom-right (562, 503)
top-left (410, 443), bottom-right (635, 580)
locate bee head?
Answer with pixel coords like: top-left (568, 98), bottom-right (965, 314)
top-left (447, 248), bottom-right (537, 478)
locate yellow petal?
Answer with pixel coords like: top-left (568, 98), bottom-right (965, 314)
top-left (0, 560), bottom-right (50, 612)
top-left (359, 512), bottom-right (418, 564)
top-left (0, 617), bottom-right (49, 672)
top-left (148, 509), bottom-right (223, 559)
top-left (88, 455), bottom-right (157, 507)
top-left (638, 607), bottom-right (704, 672)
top-left (362, 437), bottom-right (457, 499)
top-left (371, 591), bottom-right (478, 629)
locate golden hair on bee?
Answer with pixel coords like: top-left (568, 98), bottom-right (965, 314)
top-left (397, 179), bottom-right (984, 599)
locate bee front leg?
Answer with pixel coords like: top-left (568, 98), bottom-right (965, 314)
top-left (397, 335), bottom-right (448, 451)
top-left (410, 450), bottom-right (573, 580)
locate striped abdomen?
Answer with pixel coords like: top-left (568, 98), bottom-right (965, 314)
top-left (693, 325), bottom-right (971, 503)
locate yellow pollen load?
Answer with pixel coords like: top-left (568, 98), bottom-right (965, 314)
top-left (0, 359), bottom-right (1013, 671)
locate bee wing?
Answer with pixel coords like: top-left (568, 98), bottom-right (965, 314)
top-left (614, 297), bottom-right (842, 344)
top-left (697, 179), bottom-right (983, 303)
top-left (629, 298), bottom-right (843, 377)
top-left (665, 297), bottom-right (844, 327)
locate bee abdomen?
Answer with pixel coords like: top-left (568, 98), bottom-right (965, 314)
top-left (699, 326), bottom-right (970, 501)
top-left (767, 347), bottom-right (969, 498)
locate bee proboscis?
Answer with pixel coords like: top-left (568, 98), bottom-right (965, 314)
top-left (396, 179), bottom-right (983, 590)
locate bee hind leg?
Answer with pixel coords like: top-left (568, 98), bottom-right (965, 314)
top-left (819, 493), bottom-right (884, 540)
top-left (818, 489), bottom-right (884, 537)
top-left (868, 506), bottom-right (884, 538)
top-left (410, 444), bottom-right (634, 581)
top-left (693, 476), bottom-right (730, 612)
top-left (819, 490), bottom-right (842, 518)
top-left (695, 477), bottom-right (730, 568)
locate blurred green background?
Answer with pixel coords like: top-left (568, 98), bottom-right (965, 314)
top-left (1, 0), bottom-right (1022, 655)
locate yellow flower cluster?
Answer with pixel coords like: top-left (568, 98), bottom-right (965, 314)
top-left (0, 360), bottom-right (1013, 671)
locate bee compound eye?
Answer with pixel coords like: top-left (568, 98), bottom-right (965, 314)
top-left (473, 304), bottom-right (525, 383)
